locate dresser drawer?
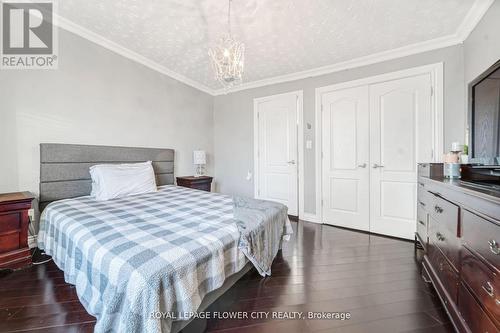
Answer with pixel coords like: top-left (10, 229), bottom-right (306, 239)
top-left (417, 187), bottom-right (433, 213)
top-left (0, 212), bottom-right (22, 234)
top-left (418, 163), bottom-right (444, 178)
top-left (429, 215), bottom-right (460, 269)
top-left (418, 163), bottom-right (431, 178)
top-left (428, 244), bottom-right (458, 303)
top-left (458, 282), bottom-right (499, 333)
top-left (429, 195), bottom-right (459, 234)
top-left (461, 248), bottom-right (500, 326)
top-left (416, 204), bottom-right (428, 248)
top-left (462, 209), bottom-right (500, 269)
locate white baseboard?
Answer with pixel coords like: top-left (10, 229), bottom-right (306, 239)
top-left (301, 213), bottom-right (321, 224)
top-left (28, 235), bottom-right (38, 249)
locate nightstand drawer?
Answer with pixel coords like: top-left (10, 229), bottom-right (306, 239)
top-left (0, 232), bottom-right (20, 252)
top-left (0, 191), bottom-right (33, 269)
top-left (190, 183), bottom-right (211, 192)
top-left (176, 176), bottom-right (213, 192)
top-left (0, 212), bottom-right (22, 234)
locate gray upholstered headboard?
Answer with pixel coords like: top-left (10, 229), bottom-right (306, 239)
top-left (39, 143), bottom-right (174, 211)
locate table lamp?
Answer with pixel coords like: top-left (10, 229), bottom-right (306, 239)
top-left (193, 150), bottom-right (206, 177)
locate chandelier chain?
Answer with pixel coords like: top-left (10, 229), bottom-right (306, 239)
top-left (227, 0), bottom-right (232, 37)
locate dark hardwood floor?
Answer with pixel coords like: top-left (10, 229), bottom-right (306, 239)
top-left (0, 221), bottom-right (454, 333)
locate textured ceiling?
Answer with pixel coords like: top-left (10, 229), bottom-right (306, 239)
top-left (58, 0), bottom-right (476, 90)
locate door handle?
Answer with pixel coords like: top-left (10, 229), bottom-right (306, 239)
top-left (482, 281), bottom-right (494, 297)
top-left (372, 164), bottom-right (384, 169)
top-left (287, 160), bottom-right (296, 165)
top-left (357, 163), bottom-right (367, 168)
top-left (488, 240), bottom-right (500, 255)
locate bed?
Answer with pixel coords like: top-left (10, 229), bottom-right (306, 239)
top-left (37, 143), bottom-right (292, 333)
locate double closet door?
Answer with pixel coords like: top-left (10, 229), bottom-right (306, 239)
top-left (321, 74), bottom-right (433, 239)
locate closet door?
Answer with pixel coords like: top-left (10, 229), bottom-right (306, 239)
top-left (369, 74), bottom-right (433, 239)
top-left (321, 86), bottom-right (370, 231)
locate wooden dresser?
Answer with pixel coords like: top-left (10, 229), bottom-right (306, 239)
top-left (176, 176), bottom-right (213, 192)
top-left (0, 192), bottom-right (33, 269)
top-left (417, 164), bottom-right (500, 333)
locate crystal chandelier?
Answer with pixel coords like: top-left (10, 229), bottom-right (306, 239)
top-left (208, 0), bottom-right (245, 89)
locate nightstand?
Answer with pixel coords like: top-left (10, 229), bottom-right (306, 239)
top-left (176, 176), bottom-right (213, 192)
top-left (0, 192), bottom-right (33, 269)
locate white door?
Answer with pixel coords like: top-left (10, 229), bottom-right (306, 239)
top-left (255, 93), bottom-right (299, 215)
top-left (321, 86), bottom-right (370, 231)
top-left (369, 74), bottom-right (433, 239)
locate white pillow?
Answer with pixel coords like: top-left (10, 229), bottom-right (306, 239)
top-left (89, 161), bottom-right (157, 201)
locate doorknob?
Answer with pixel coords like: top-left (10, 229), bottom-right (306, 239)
top-left (287, 160), bottom-right (296, 165)
top-left (357, 163), bottom-right (367, 168)
top-left (372, 164), bottom-right (384, 169)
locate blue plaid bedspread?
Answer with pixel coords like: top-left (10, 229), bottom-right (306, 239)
top-left (38, 185), bottom-right (291, 333)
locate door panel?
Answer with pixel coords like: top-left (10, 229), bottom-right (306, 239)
top-left (330, 178), bottom-right (358, 212)
top-left (322, 86), bottom-right (370, 231)
top-left (381, 181), bottom-right (416, 220)
top-left (369, 74), bottom-right (432, 239)
top-left (256, 93), bottom-right (298, 215)
top-left (380, 90), bottom-right (416, 172)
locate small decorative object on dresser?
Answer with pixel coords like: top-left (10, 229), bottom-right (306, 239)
top-left (0, 192), bottom-right (34, 269)
top-left (176, 176), bottom-right (213, 192)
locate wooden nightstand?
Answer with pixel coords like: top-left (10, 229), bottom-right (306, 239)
top-left (176, 176), bottom-right (213, 192)
top-left (0, 192), bottom-right (34, 269)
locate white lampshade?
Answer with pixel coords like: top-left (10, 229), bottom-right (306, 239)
top-left (193, 150), bottom-right (206, 165)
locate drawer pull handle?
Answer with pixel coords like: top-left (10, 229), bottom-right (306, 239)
top-left (419, 182), bottom-right (425, 187)
top-left (436, 232), bottom-right (445, 242)
top-left (482, 281), bottom-right (494, 297)
top-left (418, 220), bottom-right (425, 226)
top-left (488, 240), bottom-right (500, 255)
top-left (419, 201), bottom-right (426, 207)
top-left (434, 205), bottom-right (443, 214)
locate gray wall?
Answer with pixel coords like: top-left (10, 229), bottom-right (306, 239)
top-left (3, 2), bottom-right (498, 223)
top-left (0, 28), bottom-right (214, 203)
top-left (214, 45), bottom-right (465, 214)
top-left (464, 0), bottom-right (500, 84)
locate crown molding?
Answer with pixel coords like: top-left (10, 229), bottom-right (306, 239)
top-left (455, 0), bottom-right (495, 41)
top-left (214, 0), bottom-right (493, 96)
top-left (213, 34), bottom-right (462, 95)
top-left (51, 0), bottom-right (493, 97)
top-left (54, 15), bottom-right (217, 96)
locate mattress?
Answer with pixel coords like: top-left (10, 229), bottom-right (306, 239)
top-left (38, 185), bottom-right (291, 333)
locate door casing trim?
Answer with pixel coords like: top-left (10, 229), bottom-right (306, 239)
top-left (253, 90), bottom-right (304, 218)
top-left (314, 62), bottom-right (444, 225)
